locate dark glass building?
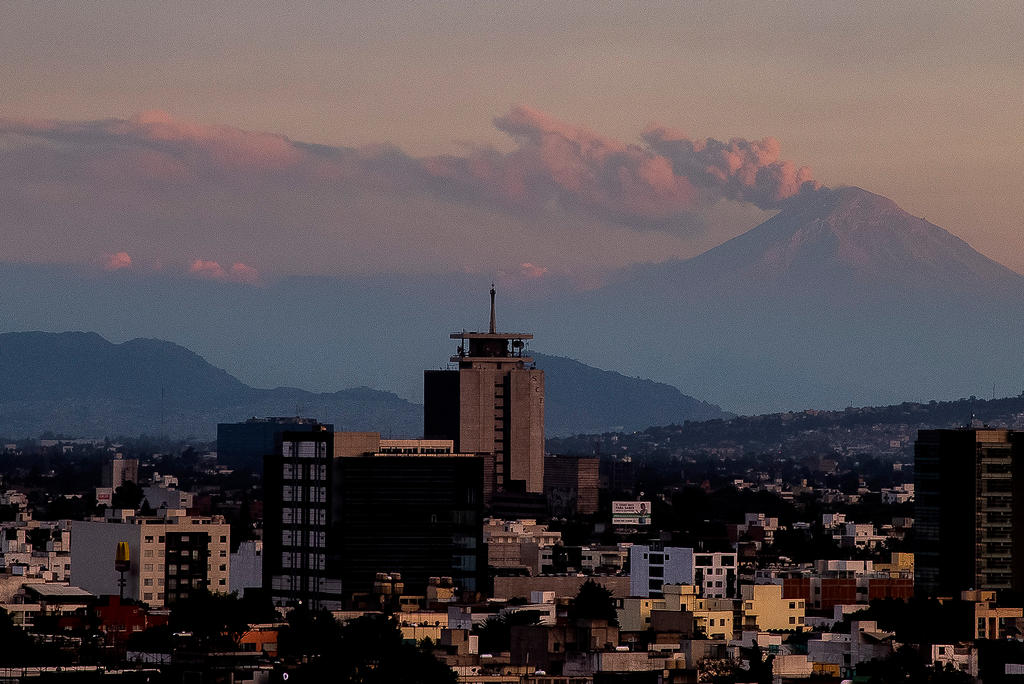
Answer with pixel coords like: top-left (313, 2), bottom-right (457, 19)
top-left (263, 431), bottom-right (485, 608)
top-left (217, 417), bottom-right (333, 468)
top-left (915, 428), bottom-right (1024, 597)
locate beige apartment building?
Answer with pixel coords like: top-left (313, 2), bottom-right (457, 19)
top-left (71, 508), bottom-right (230, 608)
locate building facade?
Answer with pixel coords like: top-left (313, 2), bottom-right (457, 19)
top-left (217, 416), bottom-right (333, 468)
top-left (71, 508), bottom-right (230, 607)
top-left (629, 545), bottom-right (738, 599)
top-left (544, 454), bottom-right (600, 517)
top-left (264, 431), bottom-right (486, 608)
top-left (915, 428), bottom-right (1024, 596)
top-left (424, 287), bottom-right (544, 503)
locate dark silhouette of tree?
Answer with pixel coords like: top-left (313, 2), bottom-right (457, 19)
top-left (476, 611), bottom-right (542, 654)
top-left (569, 579), bottom-right (619, 626)
top-left (283, 612), bottom-right (455, 683)
top-left (111, 480), bottom-right (144, 509)
top-left (166, 590), bottom-right (256, 651)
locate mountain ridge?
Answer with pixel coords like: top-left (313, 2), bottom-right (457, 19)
top-left (0, 331), bottom-right (728, 439)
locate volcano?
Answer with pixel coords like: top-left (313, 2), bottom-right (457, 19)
top-left (548, 186), bottom-right (1024, 413)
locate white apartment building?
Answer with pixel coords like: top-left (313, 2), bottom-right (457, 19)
top-left (629, 545), bottom-right (737, 598)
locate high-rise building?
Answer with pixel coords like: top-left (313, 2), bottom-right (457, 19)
top-left (263, 431), bottom-right (485, 609)
top-left (101, 454), bottom-right (139, 489)
top-left (217, 416), bottom-right (333, 468)
top-left (544, 454), bottom-right (600, 517)
top-left (915, 428), bottom-right (1024, 597)
top-left (424, 287), bottom-right (544, 503)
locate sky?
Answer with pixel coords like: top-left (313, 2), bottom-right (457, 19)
top-left (1, 1), bottom-right (1022, 282)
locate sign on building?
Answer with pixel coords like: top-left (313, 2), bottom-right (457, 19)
top-left (612, 500), bottom-right (651, 526)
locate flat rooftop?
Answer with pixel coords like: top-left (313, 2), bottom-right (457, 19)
top-left (450, 332), bottom-right (533, 340)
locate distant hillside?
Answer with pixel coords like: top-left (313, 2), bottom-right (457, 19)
top-left (0, 332), bottom-right (422, 439)
top-left (0, 332), bottom-right (727, 440)
top-left (534, 352), bottom-right (730, 435)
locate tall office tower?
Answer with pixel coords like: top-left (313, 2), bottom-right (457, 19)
top-left (333, 434), bottom-right (485, 596)
top-left (218, 416), bottom-right (333, 468)
top-left (102, 454), bottom-right (139, 488)
top-left (263, 430), bottom-right (485, 609)
top-left (915, 428), bottom-right (1024, 597)
top-left (424, 287), bottom-right (544, 503)
top-left (263, 428), bottom-right (341, 610)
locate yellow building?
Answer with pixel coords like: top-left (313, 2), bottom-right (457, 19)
top-left (617, 584), bottom-right (733, 639)
top-left (741, 584), bottom-right (805, 632)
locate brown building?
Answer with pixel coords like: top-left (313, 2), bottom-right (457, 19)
top-left (424, 287), bottom-right (544, 504)
top-left (545, 455), bottom-right (600, 517)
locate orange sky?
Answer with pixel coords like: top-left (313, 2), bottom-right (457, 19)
top-left (1, 2), bottom-right (1021, 273)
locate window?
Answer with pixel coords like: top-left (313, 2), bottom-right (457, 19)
top-left (220, 550), bottom-right (227, 558)
top-left (158, 536), bottom-right (164, 543)
top-left (144, 592), bottom-right (153, 600)
top-left (220, 564), bottom-right (227, 572)
top-left (220, 535), bottom-right (227, 543)
top-left (144, 536), bottom-right (154, 543)
top-left (789, 602), bottom-right (796, 609)
top-left (144, 563), bottom-right (154, 572)
top-left (219, 579), bottom-right (226, 586)
top-left (144, 578), bottom-right (153, 586)
top-left (695, 555), bottom-right (713, 566)
top-left (789, 616), bottom-right (796, 624)
top-left (144, 550), bottom-right (153, 558)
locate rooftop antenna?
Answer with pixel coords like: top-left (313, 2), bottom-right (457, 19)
top-left (489, 283), bottom-right (496, 334)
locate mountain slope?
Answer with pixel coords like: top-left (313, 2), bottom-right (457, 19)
top-left (543, 186), bottom-right (1024, 413)
top-left (0, 332), bottom-right (727, 439)
top-left (0, 331), bottom-right (422, 439)
top-left (534, 352), bottom-right (730, 435)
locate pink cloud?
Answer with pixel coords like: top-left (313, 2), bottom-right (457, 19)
top-left (189, 259), bottom-right (228, 280)
top-left (519, 262), bottom-right (548, 279)
top-left (188, 259), bottom-right (259, 284)
top-left (102, 251), bottom-right (132, 271)
top-left (229, 262), bottom-right (259, 284)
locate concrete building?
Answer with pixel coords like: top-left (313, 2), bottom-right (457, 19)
top-left (807, 620), bottom-right (896, 672)
top-left (740, 583), bottom-right (805, 632)
top-left (101, 455), bottom-right (139, 489)
top-left (618, 584), bottom-right (734, 639)
top-left (544, 454), bottom-right (599, 517)
top-left (230, 540), bottom-right (263, 594)
top-left (71, 508), bottom-right (230, 608)
top-left (483, 518), bottom-right (561, 576)
top-left (424, 287), bottom-right (544, 504)
top-left (264, 431), bottom-right (485, 608)
top-left (629, 545), bottom-right (737, 598)
top-left (915, 428), bottom-right (1024, 596)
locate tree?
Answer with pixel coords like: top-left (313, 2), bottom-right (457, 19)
top-left (286, 613), bottom-right (456, 684)
top-left (167, 590), bottom-right (256, 651)
top-left (111, 480), bottom-right (144, 509)
top-left (569, 579), bottom-right (619, 626)
top-left (475, 610), bottom-right (541, 654)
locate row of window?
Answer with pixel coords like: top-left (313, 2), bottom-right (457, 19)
top-left (280, 552), bottom-right (326, 570)
top-left (281, 486), bottom-right (327, 503)
top-left (282, 530), bottom-right (326, 547)
top-left (282, 463), bottom-right (327, 480)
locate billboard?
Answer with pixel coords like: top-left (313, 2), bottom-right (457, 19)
top-left (612, 500), bottom-right (651, 526)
